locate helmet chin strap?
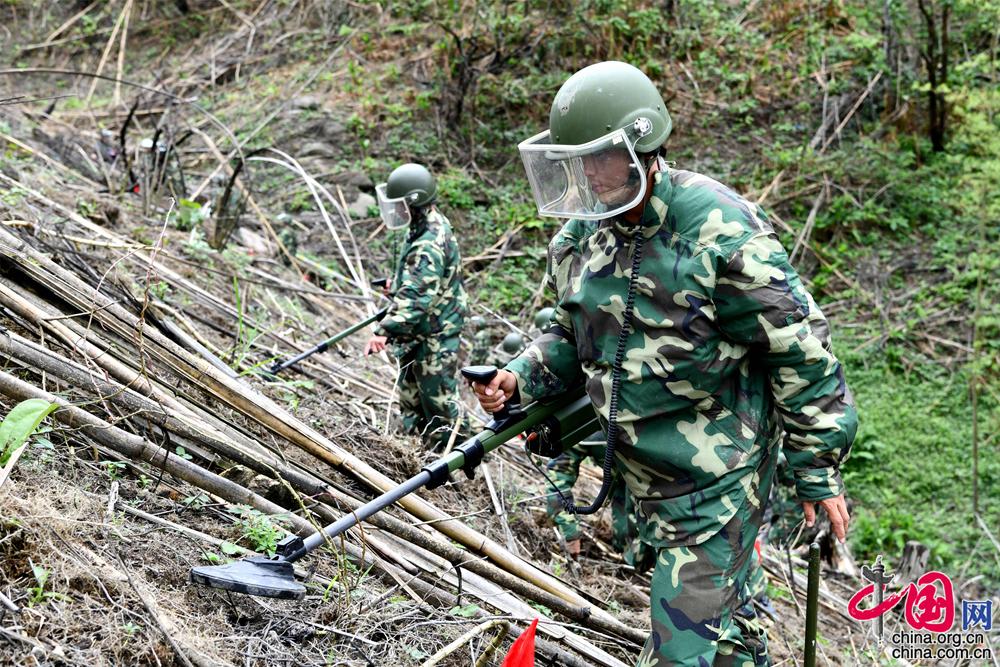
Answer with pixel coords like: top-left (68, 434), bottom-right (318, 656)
top-left (408, 204), bottom-right (431, 241)
top-left (619, 154), bottom-right (663, 223)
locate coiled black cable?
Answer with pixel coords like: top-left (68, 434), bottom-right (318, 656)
top-left (569, 228), bottom-right (646, 515)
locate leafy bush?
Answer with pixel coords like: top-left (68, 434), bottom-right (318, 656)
top-left (228, 505), bottom-right (285, 556)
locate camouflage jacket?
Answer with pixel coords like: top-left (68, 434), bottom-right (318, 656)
top-left (506, 169), bottom-right (857, 549)
top-left (376, 208), bottom-right (468, 345)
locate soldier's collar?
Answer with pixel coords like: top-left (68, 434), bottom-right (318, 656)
top-left (610, 171), bottom-right (670, 239)
top-left (407, 211), bottom-right (429, 241)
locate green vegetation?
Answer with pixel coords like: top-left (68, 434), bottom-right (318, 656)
top-left (174, 199), bottom-right (209, 232)
top-left (228, 504), bottom-right (286, 556)
top-left (340, 0), bottom-right (1000, 584)
top-left (0, 399), bottom-right (57, 468)
top-left (27, 560), bottom-right (70, 606)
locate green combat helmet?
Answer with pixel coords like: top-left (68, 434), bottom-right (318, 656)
top-left (534, 307), bottom-right (555, 333)
top-left (469, 315), bottom-right (487, 331)
top-left (518, 61), bottom-right (672, 220)
top-left (386, 163), bottom-right (436, 206)
top-left (375, 163), bottom-right (437, 230)
top-left (501, 332), bottom-right (525, 355)
top-left (548, 61), bottom-right (671, 151)
top-left (470, 328), bottom-right (494, 366)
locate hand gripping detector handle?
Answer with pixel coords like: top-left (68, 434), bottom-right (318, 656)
top-left (461, 365), bottom-right (522, 425)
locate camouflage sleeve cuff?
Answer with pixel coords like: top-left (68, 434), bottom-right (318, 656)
top-left (504, 333), bottom-right (583, 404)
top-left (506, 365), bottom-right (536, 405)
top-left (375, 313), bottom-right (421, 340)
top-left (374, 323), bottom-right (403, 341)
top-left (793, 467), bottom-right (845, 502)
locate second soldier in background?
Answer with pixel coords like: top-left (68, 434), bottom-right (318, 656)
top-left (365, 163), bottom-right (469, 451)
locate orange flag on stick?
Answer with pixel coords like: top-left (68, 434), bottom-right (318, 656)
top-left (501, 618), bottom-right (539, 667)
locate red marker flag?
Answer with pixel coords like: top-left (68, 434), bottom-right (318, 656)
top-left (501, 618), bottom-right (539, 667)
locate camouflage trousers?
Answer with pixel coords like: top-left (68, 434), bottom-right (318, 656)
top-left (546, 469), bottom-right (630, 546)
top-left (637, 502), bottom-right (770, 667)
top-left (397, 334), bottom-right (467, 450)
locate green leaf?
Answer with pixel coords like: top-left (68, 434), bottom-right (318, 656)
top-left (220, 541), bottom-right (241, 555)
top-left (0, 399), bottom-right (58, 466)
top-left (30, 560), bottom-right (49, 587)
top-left (449, 603), bottom-right (481, 618)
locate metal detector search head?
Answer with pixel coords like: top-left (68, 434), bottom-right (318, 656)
top-left (190, 557), bottom-right (305, 600)
top-left (190, 380), bottom-right (599, 603)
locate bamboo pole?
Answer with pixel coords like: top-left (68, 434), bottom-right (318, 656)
top-left (0, 370), bottom-right (308, 532)
top-left (0, 226), bottom-right (628, 632)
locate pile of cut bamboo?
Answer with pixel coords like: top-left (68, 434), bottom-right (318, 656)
top-left (0, 159), bottom-right (645, 665)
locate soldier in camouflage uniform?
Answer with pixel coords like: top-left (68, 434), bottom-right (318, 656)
top-left (468, 316), bottom-right (493, 366)
top-left (472, 62), bottom-right (857, 666)
top-left (364, 163), bottom-right (469, 450)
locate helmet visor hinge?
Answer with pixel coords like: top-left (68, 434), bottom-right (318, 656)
top-left (633, 117), bottom-right (652, 139)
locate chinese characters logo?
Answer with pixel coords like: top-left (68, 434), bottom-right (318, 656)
top-left (848, 556), bottom-right (996, 662)
top-left (848, 556), bottom-right (955, 641)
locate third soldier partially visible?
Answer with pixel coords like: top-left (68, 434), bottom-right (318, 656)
top-left (544, 434), bottom-right (647, 568)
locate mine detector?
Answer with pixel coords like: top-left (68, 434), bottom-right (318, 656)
top-left (190, 365), bottom-right (599, 599)
top-left (264, 306), bottom-right (389, 377)
top-left (190, 363), bottom-right (825, 666)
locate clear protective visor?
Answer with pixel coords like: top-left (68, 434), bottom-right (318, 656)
top-left (518, 127), bottom-right (646, 220)
top-left (375, 183), bottom-right (412, 230)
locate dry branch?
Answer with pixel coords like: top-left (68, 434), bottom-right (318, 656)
top-left (0, 370), bottom-right (305, 530)
top-left (0, 225), bottom-right (627, 632)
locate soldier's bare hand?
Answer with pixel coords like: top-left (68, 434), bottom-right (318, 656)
top-left (364, 335), bottom-right (388, 356)
top-left (470, 369), bottom-right (517, 413)
top-left (382, 279), bottom-right (392, 296)
top-left (802, 494), bottom-right (850, 543)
